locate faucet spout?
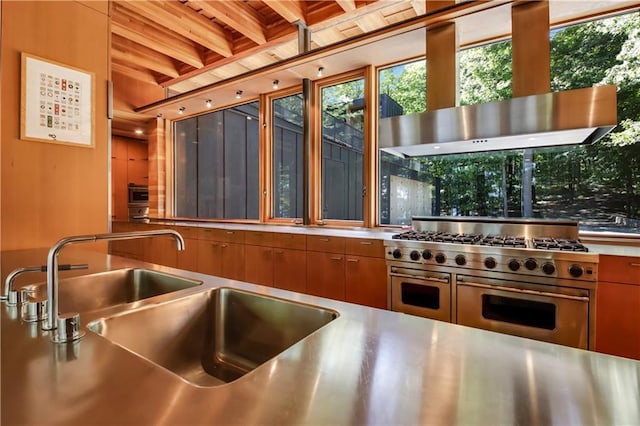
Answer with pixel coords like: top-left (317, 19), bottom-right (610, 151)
top-left (43, 229), bottom-right (185, 342)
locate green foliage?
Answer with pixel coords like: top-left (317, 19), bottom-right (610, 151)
top-left (381, 13), bottom-right (640, 228)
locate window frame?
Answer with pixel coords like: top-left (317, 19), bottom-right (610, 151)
top-left (312, 68), bottom-right (371, 227)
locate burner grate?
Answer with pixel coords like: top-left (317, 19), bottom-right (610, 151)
top-left (479, 234), bottom-right (527, 248)
top-left (532, 238), bottom-right (589, 252)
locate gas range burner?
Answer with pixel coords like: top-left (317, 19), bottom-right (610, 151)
top-left (532, 238), bottom-right (589, 252)
top-left (392, 231), bottom-right (482, 244)
top-left (479, 234), bottom-right (527, 248)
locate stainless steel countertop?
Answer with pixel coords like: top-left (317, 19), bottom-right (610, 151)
top-left (2, 248), bottom-right (640, 425)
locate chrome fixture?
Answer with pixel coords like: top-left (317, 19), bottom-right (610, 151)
top-left (379, 85), bottom-right (618, 157)
top-left (205, 99), bottom-right (213, 108)
top-left (43, 230), bottom-right (185, 343)
top-left (272, 80), bottom-right (279, 90)
top-left (3, 264), bottom-right (87, 306)
top-left (235, 90), bottom-right (243, 99)
top-left (317, 67), bottom-right (324, 77)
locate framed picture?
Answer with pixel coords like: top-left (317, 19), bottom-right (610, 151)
top-left (21, 53), bottom-right (95, 147)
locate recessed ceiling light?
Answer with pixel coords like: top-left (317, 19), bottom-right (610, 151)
top-left (205, 99), bottom-right (213, 108)
top-left (178, 106), bottom-right (185, 114)
top-left (317, 67), bottom-right (324, 77)
top-left (273, 80), bottom-right (279, 90)
top-left (236, 90), bottom-right (243, 99)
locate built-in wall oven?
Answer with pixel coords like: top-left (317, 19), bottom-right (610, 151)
top-left (385, 217), bottom-right (598, 350)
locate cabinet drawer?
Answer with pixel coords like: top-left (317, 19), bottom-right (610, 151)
top-left (198, 228), bottom-right (244, 243)
top-left (272, 233), bottom-right (306, 250)
top-left (599, 255), bottom-right (640, 285)
top-left (175, 226), bottom-right (199, 240)
top-left (245, 231), bottom-right (274, 246)
top-left (345, 238), bottom-right (384, 258)
top-left (306, 235), bottom-right (345, 254)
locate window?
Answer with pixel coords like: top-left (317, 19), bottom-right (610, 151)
top-left (377, 13), bottom-right (640, 234)
top-left (319, 77), bottom-right (366, 222)
top-left (378, 59), bottom-right (429, 226)
top-left (272, 93), bottom-right (304, 219)
top-left (174, 101), bottom-right (260, 220)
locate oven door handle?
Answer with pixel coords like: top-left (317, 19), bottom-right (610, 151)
top-left (457, 279), bottom-right (589, 302)
top-left (391, 273), bottom-right (449, 284)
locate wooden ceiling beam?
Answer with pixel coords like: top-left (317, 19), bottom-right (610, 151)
top-left (112, 62), bottom-right (159, 86)
top-left (189, 0), bottom-right (267, 45)
top-left (112, 36), bottom-right (180, 78)
top-left (262, 0), bottom-right (306, 24)
top-left (112, 13), bottom-right (204, 69)
top-left (335, 0), bottom-right (357, 12)
top-left (116, 0), bottom-right (233, 57)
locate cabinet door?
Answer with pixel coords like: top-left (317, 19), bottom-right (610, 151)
top-left (273, 248), bottom-right (307, 293)
top-left (220, 242), bottom-right (245, 281)
top-left (345, 256), bottom-right (388, 309)
top-left (244, 245), bottom-right (273, 286)
top-left (112, 158), bottom-right (128, 221)
top-left (146, 237), bottom-right (178, 267)
top-left (197, 240), bottom-right (222, 276)
top-left (177, 238), bottom-right (199, 272)
top-left (595, 281), bottom-right (640, 360)
top-left (306, 251), bottom-right (345, 301)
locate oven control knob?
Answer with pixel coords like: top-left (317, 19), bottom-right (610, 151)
top-left (484, 257), bottom-right (497, 269)
top-left (422, 249), bottom-right (432, 260)
top-left (569, 264), bottom-right (584, 278)
top-left (542, 262), bottom-right (556, 275)
top-left (508, 259), bottom-right (520, 271)
top-left (524, 258), bottom-right (538, 270)
top-left (392, 249), bottom-right (402, 259)
top-left (435, 253), bottom-right (446, 264)
top-left (410, 250), bottom-right (421, 261)
top-left (455, 254), bottom-right (466, 266)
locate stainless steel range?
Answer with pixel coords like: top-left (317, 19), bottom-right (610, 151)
top-left (385, 217), bottom-right (598, 350)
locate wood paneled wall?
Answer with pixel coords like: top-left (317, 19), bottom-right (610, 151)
top-left (1, 1), bottom-right (110, 251)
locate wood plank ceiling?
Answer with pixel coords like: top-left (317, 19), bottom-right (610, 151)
top-left (111, 0), bottom-right (428, 136)
top-left (112, 0), bottom-right (422, 91)
top-left (110, 0), bottom-right (640, 138)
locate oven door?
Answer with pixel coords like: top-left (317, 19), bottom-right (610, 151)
top-left (390, 267), bottom-right (451, 322)
top-left (456, 275), bottom-right (590, 349)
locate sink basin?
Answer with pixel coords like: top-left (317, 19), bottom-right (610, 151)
top-left (26, 268), bottom-right (202, 313)
top-left (88, 287), bottom-right (338, 386)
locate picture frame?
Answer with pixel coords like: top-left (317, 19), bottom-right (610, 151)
top-left (20, 52), bottom-right (95, 147)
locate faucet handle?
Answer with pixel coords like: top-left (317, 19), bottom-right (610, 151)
top-left (52, 312), bottom-right (85, 343)
top-left (21, 296), bottom-right (48, 323)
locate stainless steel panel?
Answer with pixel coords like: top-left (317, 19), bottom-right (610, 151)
top-left (379, 85), bottom-right (617, 157)
top-left (457, 279), bottom-right (589, 349)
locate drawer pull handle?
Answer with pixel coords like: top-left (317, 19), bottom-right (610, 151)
top-left (274, 250), bottom-right (284, 254)
top-left (319, 238), bottom-right (330, 242)
top-left (346, 258), bottom-right (359, 263)
top-left (330, 256), bottom-right (342, 261)
top-left (630, 263), bottom-right (640, 267)
top-left (226, 231), bottom-right (234, 235)
top-left (221, 244), bottom-right (228, 248)
top-left (359, 241), bottom-right (372, 245)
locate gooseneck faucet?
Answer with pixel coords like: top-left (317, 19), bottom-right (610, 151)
top-left (44, 229), bottom-right (185, 342)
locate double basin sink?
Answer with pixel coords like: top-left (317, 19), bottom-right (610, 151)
top-left (29, 268), bottom-right (337, 386)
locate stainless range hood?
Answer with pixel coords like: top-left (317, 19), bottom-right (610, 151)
top-left (379, 85), bottom-right (617, 157)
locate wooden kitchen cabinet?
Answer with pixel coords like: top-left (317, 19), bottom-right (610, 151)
top-left (306, 250), bottom-right (346, 301)
top-left (244, 244), bottom-right (273, 286)
top-left (345, 255), bottom-right (387, 309)
top-left (344, 238), bottom-right (387, 309)
top-left (595, 255), bottom-right (640, 360)
top-left (127, 141), bottom-right (148, 186)
top-left (176, 227), bottom-right (200, 272)
top-left (273, 248), bottom-right (307, 293)
top-left (197, 228), bottom-right (245, 280)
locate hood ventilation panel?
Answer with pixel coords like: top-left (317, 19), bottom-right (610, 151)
top-left (379, 85), bottom-right (617, 157)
